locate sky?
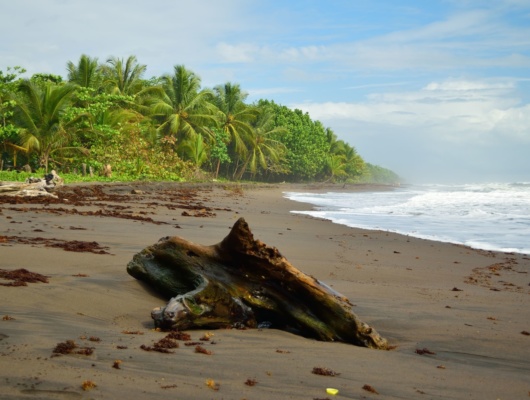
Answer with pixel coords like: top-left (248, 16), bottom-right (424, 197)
top-left (2, 0), bottom-right (530, 183)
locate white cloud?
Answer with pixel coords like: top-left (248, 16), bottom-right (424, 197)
top-left (346, 82), bottom-right (412, 90)
top-left (289, 76), bottom-right (530, 182)
top-left (208, 9), bottom-right (526, 70)
top-left (247, 87), bottom-right (301, 98)
top-left (216, 43), bottom-right (259, 63)
top-left (493, 104), bottom-right (530, 141)
top-left (1, 0), bottom-right (254, 76)
top-left (423, 79), bottom-right (515, 92)
top-left (247, 7), bottom-right (530, 72)
top-left (292, 78), bottom-right (528, 145)
top-left (279, 45), bottom-right (326, 62)
top-left (384, 10), bottom-right (493, 42)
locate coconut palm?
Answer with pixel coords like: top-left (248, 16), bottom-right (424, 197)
top-left (235, 108), bottom-right (287, 180)
top-left (325, 154), bottom-right (348, 182)
top-left (326, 128), bottom-right (347, 156)
top-left (179, 133), bottom-right (208, 168)
top-left (150, 65), bottom-right (216, 145)
top-left (343, 145), bottom-right (365, 178)
top-left (101, 55), bottom-right (146, 96)
top-left (213, 83), bottom-right (257, 177)
top-left (14, 79), bottom-right (86, 171)
top-left (66, 54), bottom-right (102, 89)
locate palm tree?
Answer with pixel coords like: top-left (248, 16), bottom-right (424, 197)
top-left (1, 66), bottom-right (26, 168)
top-left (66, 54), bottom-right (102, 89)
top-left (150, 65), bottom-right (216, 145)
top-left (325, 154), bottom-right (348, 182)
top-left (213, 83), bottom-right (257, 177)
top-left (101, 55), bottom-right (146, 96)
top-left (326, 128), bottom-right (347, 155)
top-left (14, 79), bottom-right (86, 172)
top-left (179, 133), bottom-right (208, 169)
top-left (235, 108), bottom-right (287, 180)
top-left (343, 145), bottom-right (365, 178)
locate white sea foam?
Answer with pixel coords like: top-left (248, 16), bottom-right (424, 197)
top-left (284, 182), bottom-right (530, 255)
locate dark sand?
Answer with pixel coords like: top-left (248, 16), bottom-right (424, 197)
top-left (1, 182), bottom-right (529, 399)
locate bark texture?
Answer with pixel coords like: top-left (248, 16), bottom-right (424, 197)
top-left (0, 170), bottom-right (63, 198)
top-left (127, 217), bottom-right (388, 349)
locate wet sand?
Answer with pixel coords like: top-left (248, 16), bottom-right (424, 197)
top-left (1, 182), bottom-right (529, 399)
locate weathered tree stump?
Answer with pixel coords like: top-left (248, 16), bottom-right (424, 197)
top-left (127, 218), bottom-right (388, 349)
top-left (102, 164), bottom-right (112, 178)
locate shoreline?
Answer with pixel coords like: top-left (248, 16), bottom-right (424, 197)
top-left (283, 183), bottom-right (530, 256)
top-left (1, 182), bottom-right (529, 399)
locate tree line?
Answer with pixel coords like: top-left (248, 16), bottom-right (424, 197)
top-left (0, 55), bottom-right (399, 184)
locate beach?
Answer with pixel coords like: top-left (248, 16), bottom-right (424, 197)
top-left (1, 182), bottom-right (529, 399)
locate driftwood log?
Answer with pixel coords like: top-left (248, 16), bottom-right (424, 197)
top-left (0, 170), bottom-right (63, 198)
top-left (127, 217), bottom-right (388, 349)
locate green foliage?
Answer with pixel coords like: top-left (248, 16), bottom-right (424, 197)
top-left (13, 79), bottom-right (82, 171)
top-left (323, 129), bottom-right (366, 182)
top-left (66, 54), bottom-right (102, 89)
top-left (209, 128), bottom-right (231, 163)
top-left (0, 67), bottom-right (25, 149)
top-left (360, 163), bottom-right (401, 184)
top-left (241, 107), bottom-right (288, 180)
top-left (63, 87), bottom-right (136, 144)
top-left (150, 65), bottom-right (216, 144)
top-left (214, 82), bottom-right (257, 161)
top-left (101, 55), bottom-right (147, 96)
top-left (208, 128), bottom-right (231, 178)
top-left (258, 100), bottom-right (328, 181)
top-left (30, 73), bottom-right (63, 87)
top-left (0, 170), bottom-right (33, 182)
top-left (0, 66), bottom-right (25, 85)
top-left (179, 133), bottom-right (208, 168)
top-left (83, 124), bottom-right (192, 181)
top-left (0, 58), bottom-right (398, 184)
top-left (325, 154), bottom-right (348, 182)
top-left (0, 98), bottom-right (20, 149)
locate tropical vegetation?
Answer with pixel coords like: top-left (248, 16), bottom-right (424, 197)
top-left (0, 55), bottom-right (400, 184)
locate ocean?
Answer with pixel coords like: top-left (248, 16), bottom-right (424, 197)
top-left (284, 182), bottom-right (530, 255)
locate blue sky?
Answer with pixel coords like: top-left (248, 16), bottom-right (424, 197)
top-left (2, 0), bottom-right (530, 183)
